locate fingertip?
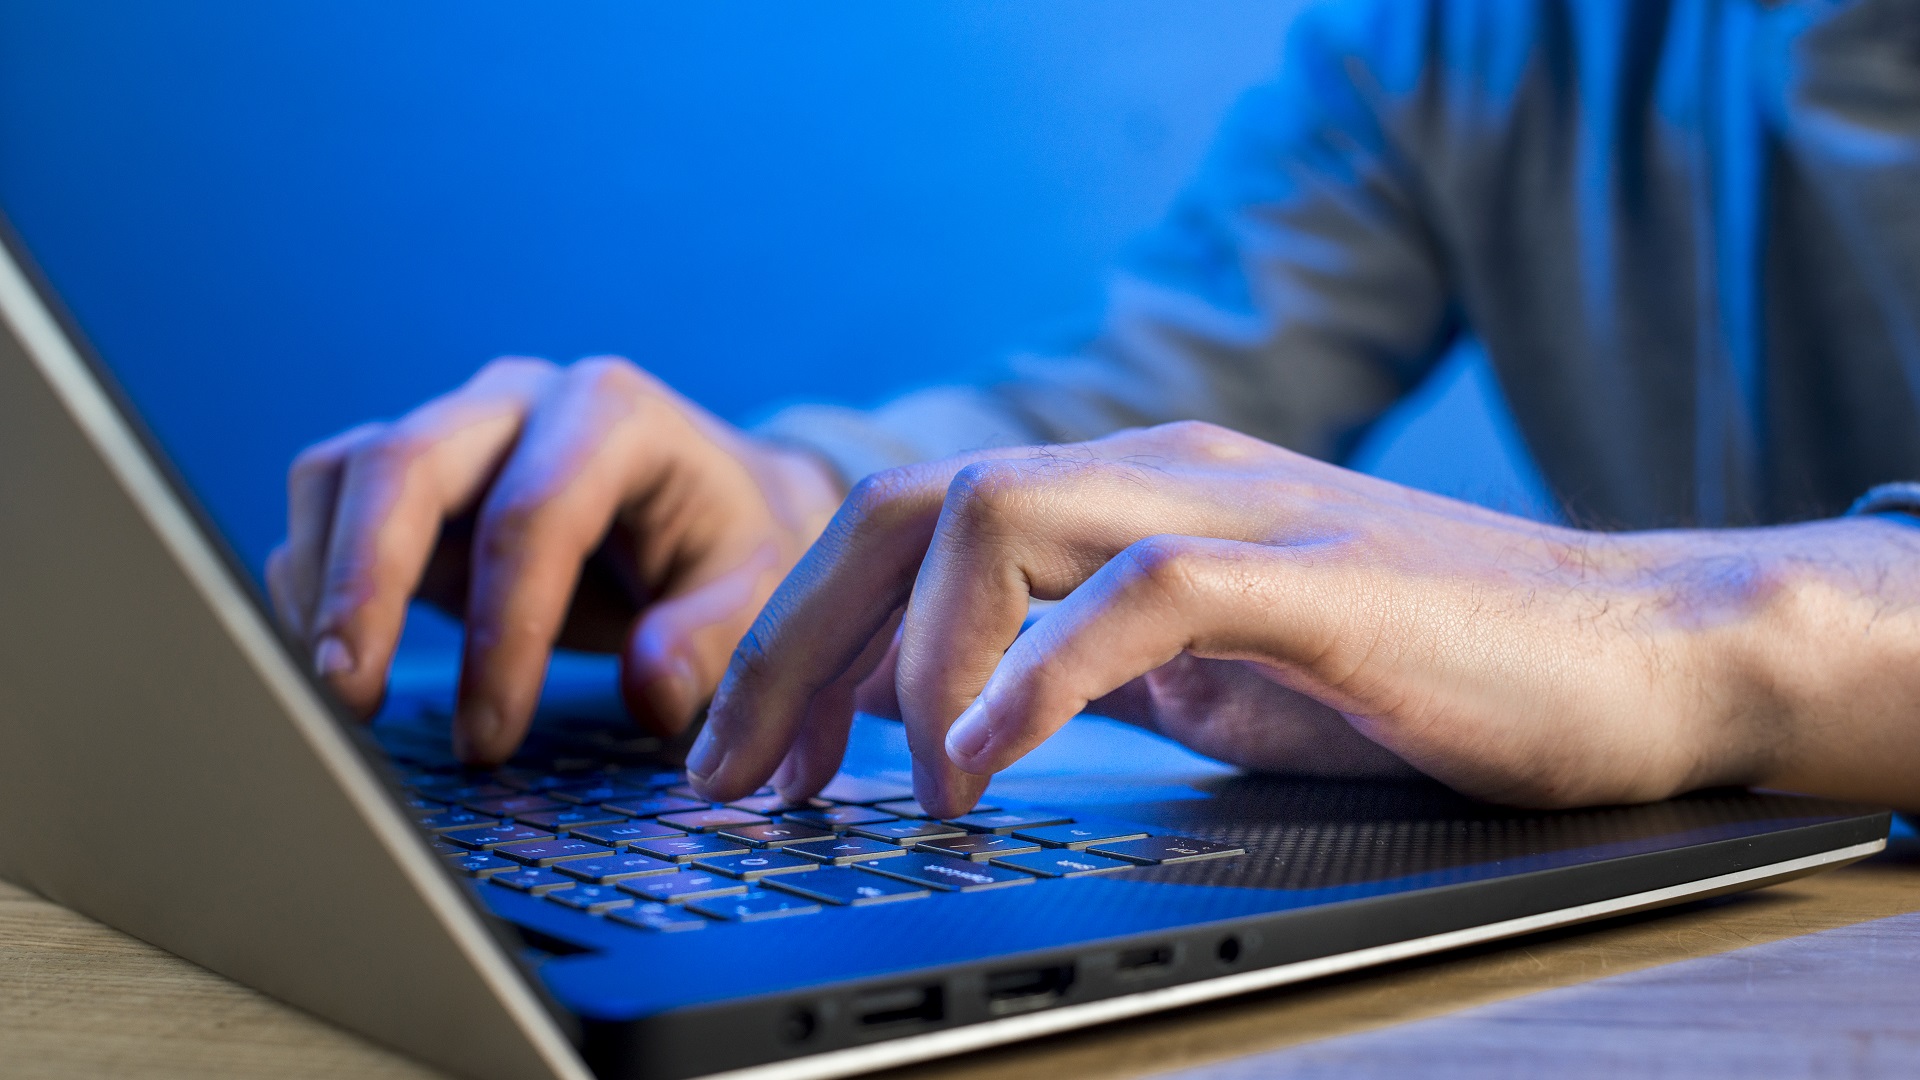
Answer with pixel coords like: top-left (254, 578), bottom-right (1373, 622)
top-left (621, 650), bottom-right (700, 737)
top-left (452, 700), bottom-right (513, 766)
top-left (943, 697), bottom-right (997, 774)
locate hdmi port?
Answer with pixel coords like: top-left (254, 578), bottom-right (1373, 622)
top-left (986, 963), bottom-right (1075, 1015)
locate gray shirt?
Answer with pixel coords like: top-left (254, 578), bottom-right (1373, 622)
top-left (758, 0), bottom-right (1920, 531)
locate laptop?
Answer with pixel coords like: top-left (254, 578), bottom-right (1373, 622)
top-left (0, 215), bottom-right (1891, 1080)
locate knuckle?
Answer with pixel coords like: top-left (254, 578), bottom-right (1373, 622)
top-left (569, 355), bottom-right (653, 399)
top-left (945, 459), bottom-right (1030, 532)
top-left (842, 467), bottom-right (922, 529)
top-left (727, 620), bottom-right (782, 687)
top-left (1120, 535), bottom-right (1209, 600)
top-left (1152, 419), bottom-right (1252, 457)
top-left (474, 355), bottom-right (557, 383)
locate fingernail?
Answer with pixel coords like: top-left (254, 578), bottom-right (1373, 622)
top-left (945, 697), bottom-right (993, 766)
top-left (313, 635), bottom-right (355, 680)
top-left (685, 723), bottom-right (723, 783)
top-left (456, 703), bottom-right (501, 762)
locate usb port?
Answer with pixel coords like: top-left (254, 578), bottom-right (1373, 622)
top-left (855, 984), bottom-right (944, 1027)
top-left (985, 963), bottom-right (1075, 1015)
top-left (1117, 944), bottom-right (1174, 974)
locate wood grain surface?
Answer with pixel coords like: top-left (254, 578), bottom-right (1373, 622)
top-left (4, 840), bottom-right (1917, 1080)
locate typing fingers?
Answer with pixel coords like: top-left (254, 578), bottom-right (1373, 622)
top-left (943, 535), bottom-right (1331, 775)
top-left (307, 358), bottom-right (559, 715)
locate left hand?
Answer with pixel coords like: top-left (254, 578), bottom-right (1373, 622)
top-left (684, 421), bottom-right (1895, 817)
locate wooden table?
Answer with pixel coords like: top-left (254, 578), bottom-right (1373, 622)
top-left (6, 838), bottom-right (1919, 1080)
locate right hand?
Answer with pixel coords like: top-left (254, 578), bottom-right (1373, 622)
top-left (265, 355), bottom-right (843, 764)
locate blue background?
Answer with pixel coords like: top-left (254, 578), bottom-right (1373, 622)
top-left (0, 1), bottom-right (1554, 588)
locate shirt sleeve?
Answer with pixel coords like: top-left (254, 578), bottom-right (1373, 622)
top-left (755, 2), bottom-right (1460, 485)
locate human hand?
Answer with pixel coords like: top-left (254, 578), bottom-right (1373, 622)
top-left (266, 356), bottom-right (842, 764)
top-left (687, 421), bottom-right (1830, 817)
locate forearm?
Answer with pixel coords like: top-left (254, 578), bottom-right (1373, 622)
top-left (1694, 515), bottom-right (1920, 811)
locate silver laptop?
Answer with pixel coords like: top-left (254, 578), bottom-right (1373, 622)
top-left (0, 215), bottom-right (1890, 1080)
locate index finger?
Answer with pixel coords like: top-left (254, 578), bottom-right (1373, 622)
top-left (687, 460), bottom-right (964, 800)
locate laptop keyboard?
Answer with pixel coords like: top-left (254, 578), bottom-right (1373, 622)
top-left (398, 762), bottom-right (1245, 931)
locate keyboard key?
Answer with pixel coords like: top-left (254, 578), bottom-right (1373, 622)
top-left (494, 837), bottom-right (614, 867)
top-left (512, 808), bottom-right (622, 834)
top-left (549, 781), bottom-right (655, 806)
top-left (629, 834), bottom-right (750, 863)
top-left (429, 838), bottom-right (462, 856)
top-left (464, 794), bottom-right (566, 817)
top-left (785, 836), bottom-right (909, 865)
top-left (816, 775), bottom-right (914, 804)
top-left (726, 793), bottom-right (816, 815)
top-left (781, 805), bottom-right (897, 829)
top-left (488, 867), bottom-right (577, 895)
top-left (988, 850), bottom-right (1132, 877)
top-left (850, 820), bottom-right (966, 845)
top-left (915, 834), bottom-right (1042, 862)
top-left (717, 822), bottom-right (837, 849)
top-left (601, 795), bottom-right (709, 819)
top-left (767, 867), bottom-right (930, 906)
top-left (858, 853), bottom-right (1036, 893)
top-left (441, 823), bottom-right (555, 850)
top-left (417, 781), bottom-right (515, 803)
top-left (545, 884), bottom-right (634, 914)
top-left (569, 821), bottom-right (687, 848)
top-left (686, 889), bottom-right (822, 922)
top-left (443, 851), bottom-right (518, 878)
top-left (946, 809), bottom-right (1072, 834)
top-left (874, 798), bottom-right (998, 819)
top-left (609, 901), bottom-right (707, 932)
top-left (555, 852), bottom-right (679, 884)
top-left (669, 783), bottom-right (770, 800)
top-left (1088, 836), bottom-right (1247, 865)
top-left (404, 796), bottom-right (447, 814)
top-left (618, 870), bottom-right (746, 904)
top-left (495, 769), bottom-right (576, 793)
top-left (657, 808), bottom-right (771, 833)
top-left (416, 809), bottom-right (501, 833)
top-left (1014, 823), bottom-right (1149, 849)
top-left (694, 851), bottom-right (819, 880)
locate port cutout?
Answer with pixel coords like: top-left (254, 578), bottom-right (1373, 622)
top-left (855, 985), bottom-right (945, 1027)
top-left (1117, 944), bottom-right (1175, 975)
top-left (985, 963), bottom-right (1075, 1015)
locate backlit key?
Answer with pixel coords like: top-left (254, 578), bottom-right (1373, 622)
top-left (1014, 823), bottom-right (1148, 849)
top-left (516, 807), bottom-right (624, 832)
top-left (618, 870), bottom-right (746, 904)
top-left (488, 868), bottom-right (576, 895)
top-left (657, 808), bottom-right (771, 833)
top-left (686, 889), bottom-right (822, 922)
top-left (569, 821), bottom-right (685, 848)
top-left (785, 836), bottom-right (908, 865)
top-left (767, 867), bottom-right (929, 906)
top-left (494, 837), bottom-right (613, 867)
top-left (1087, 836), bottom-right (1247, 865)
top-left (601, 795), bottom-right (709, 819)
top-left (464, 794), bottom-right (566, 817)
top-left (915, 834), bottom-right (1041, 862)
top-left (609, 901), bottom-right (707, 932)
top-left (629, 834), bottom-right (750, 863)
top-left (988, 850), bottom-right (1131, 877)
top-left (781, 806), bottom-right (897, 830)
top-left (693, 851), bottom-right (819, 880)
top-left (945, 810), bottom-right (1071, 834)
top-left (717, 822), bottom-right (836, 848)
top-left (441, 823), bottom-right (554, 850)
top-left (857, 853), bottom-right (1035, 893)
top-left (874, 798), bottom-right (998, 819)
top-left (555, 852), bottom-right (678, 884)
top-left (442, 851), bottom-right (517, 878)
top-left (416, 809), bottom-right (500, 833)
top-left (849, 820), bottom-right (965, 846)
top-left (549, 780), bottom-right (655, 806)
top-left (545, 884), bottom-right (634, 914)
top-left (815, 775), bottom-right (914, 805)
